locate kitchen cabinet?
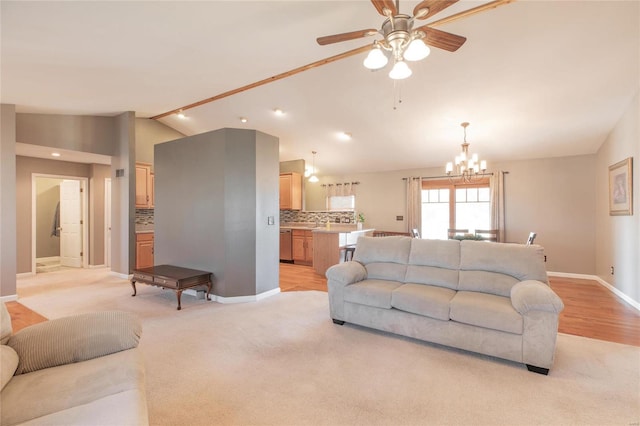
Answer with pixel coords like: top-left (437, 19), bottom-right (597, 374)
top-left (292, 229), bottom-right (313, 265)
top-left (279, 172), bottom-right (302, 210)
top-left (135, 162), bottom-right (154, 208)
top-left (136, 233), bottom-right (154, 269)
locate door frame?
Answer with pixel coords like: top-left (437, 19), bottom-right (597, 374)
top-left (32, 174), bottom-right (89, 274)
top-left (104, 178), bottom-right (111, 268)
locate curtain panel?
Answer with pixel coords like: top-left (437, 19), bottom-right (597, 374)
top-left (406, 177), bottom-right (422, 234)
top-left (490, 171), bottom-right (506, 242)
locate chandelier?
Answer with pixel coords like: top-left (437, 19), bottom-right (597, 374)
top-left (445, 122), bottom-right (488, 183)
top-left (363, 12), bottom-right (431, 80)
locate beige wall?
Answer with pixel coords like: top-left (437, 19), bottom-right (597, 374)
top-left (308, 153), bottom-right (597, 275)
top-left (35, 178), bottom-right (62, 258)
top-left (1, 105), bottom-right (17, 298)
top-left (135, 118), bottom-right (184, 167)
top-left (595, 91), bottom-right (639, 304)
top-left (89, 164), bottom-right (111, 265)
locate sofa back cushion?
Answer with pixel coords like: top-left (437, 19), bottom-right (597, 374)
top-left (354, 236), bottom-right (411, 282)
top-left (405, 239), bottom-right (460, 290)
top-left (1, 303), bottom-right (12, 345)
top-left (459, 240), bottom-right (548, 296)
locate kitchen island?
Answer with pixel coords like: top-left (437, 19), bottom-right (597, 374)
top-left (312, 226), bottom-right (374, 275)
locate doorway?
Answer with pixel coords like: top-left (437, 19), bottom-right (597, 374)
top-left (32, 174), bottom-right (88, 274)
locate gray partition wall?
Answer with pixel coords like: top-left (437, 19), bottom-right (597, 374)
top-left (154, 128), bottom-right (279, 299)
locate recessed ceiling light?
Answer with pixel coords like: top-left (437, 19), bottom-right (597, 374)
top-left (240, 117), bottom-right (248, 123)
top-left (273, 108), bottom-right (285, 116)
top-left (51, 152), bottom-right (61, 157)
top-left (339, 132), bottom-right (352, 141)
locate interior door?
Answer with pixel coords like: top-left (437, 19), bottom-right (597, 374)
top-left (60, 180), bottom-right (82, 267)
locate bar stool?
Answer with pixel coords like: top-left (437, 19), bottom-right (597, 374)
top-left (343, 245), bottom-right (356, 262)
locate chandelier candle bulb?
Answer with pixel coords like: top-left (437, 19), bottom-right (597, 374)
top-left (480, 160), bottom-right (487, 171)
top-left (446, 162), bottom-right (453, 173)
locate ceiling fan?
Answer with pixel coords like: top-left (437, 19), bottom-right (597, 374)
top-left (317, 0), bottom-right (468, 79)
top-left (152, 0), bottom-right (515, 120)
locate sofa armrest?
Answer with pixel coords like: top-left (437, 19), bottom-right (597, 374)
top-left (326, 261), bottom-right (367, 287)
top-left (511, 280), bottom-right (564, 315)
top-left (7, 311), bottom-right (141, 375)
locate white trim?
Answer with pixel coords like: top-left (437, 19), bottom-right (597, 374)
top-left (17, 272), bottom-right (36, 278)
top-left (109, 271), bottom-right (132, 280)
top-left (88, 264), bottom-right (107, 269)
top-left (0, 295), bottom-right (18, 302)
top-left (183, 287), bottom-right (282, 304)
top-left (36, 256), bottom-right (61, 263)
top-left (547, 271), bottom-right (640, 312)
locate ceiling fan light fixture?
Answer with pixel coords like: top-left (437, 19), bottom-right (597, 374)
top-left (403, 39), bottom-right (431, 61)
top-left (389, 60), bottom-right (412, 80)
top-left (363, 45), bottom-right (388, 70)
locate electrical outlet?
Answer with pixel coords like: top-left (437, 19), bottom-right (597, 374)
top-left (335, 218), bottom-right (340, 223)
top-left (610, 266), bottom-right (614, 275)
top-left (544, 255), bottom-right (547, 262)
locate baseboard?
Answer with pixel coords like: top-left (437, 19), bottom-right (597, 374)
top-left (17, 272), bottom-right (35, 278)
top-left (87, 264), bottom-right (107, 269)
top-left (36, 256), bottom-right (60, 263)
top-left (0, 294), bottom-right (18, 303)
top-left (547, 271), bottom-right (640, 312)
top-left (109, 271), bottom-right (132, 280)
top-left (183, 287), bottom-right (281, 304)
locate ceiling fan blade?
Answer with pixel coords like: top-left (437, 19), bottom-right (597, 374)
top-left (428, 0), bottom-right (516, 28)
top-left (413, 0), bottom-right (459, 20)
top-left (317, 29), bottom-right (378, 46)
top-left (371, 0), bottom-right (397, 17)
top-left (415, 25), bottom-right (466, 52)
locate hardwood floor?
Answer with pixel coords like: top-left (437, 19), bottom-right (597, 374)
top-left (7, 264), bottom-right (639, 347)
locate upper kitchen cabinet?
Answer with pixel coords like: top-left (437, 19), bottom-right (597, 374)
top-left (135, 162), bottom-right (154, 208)
top-left (279, 172), bottom-right (302, 210)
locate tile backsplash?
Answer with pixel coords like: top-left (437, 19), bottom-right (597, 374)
top-left (136, 209), bottom-right (154, 225)
top-left (280, 210), bottom-right (355, 224)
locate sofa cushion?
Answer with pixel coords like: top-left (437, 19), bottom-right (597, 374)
top-left (1, 345), bottom-right (19, 391)
top-left (449, 291), bottom-right (523, 334)
top-left (0, 348), bottom-right (146, 426)
top-left (391, 284), bottom-right (456, 321)
top-left (460, 240), bottom-right (548, 284)
top-left (1, 303), bottom-right (12, 345)
top-left (458, 270), bottom-right (520, 297)
top-left (365, 263), bottom-right (408, 283)
top-left (354, 236), bottom-right (412, 265)
top-left (405, 265), bottom-right (459, 291)
top-left (344, 279), bottom-right (403, 309)
top-left (409, 238), bottom-right (460, 269)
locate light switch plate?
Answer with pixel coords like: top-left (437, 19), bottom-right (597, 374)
top-left (267, 216), bottom-right (275, 225)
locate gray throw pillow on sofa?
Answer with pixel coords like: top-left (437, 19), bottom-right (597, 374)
top-left (8, 311), bottom-right (141, 375)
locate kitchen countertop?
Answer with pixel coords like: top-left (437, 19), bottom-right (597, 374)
top-left (280, 222), bottom-right (371, 233)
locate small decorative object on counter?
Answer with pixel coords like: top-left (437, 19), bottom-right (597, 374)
top-left (356, 212), bottom-right (365, 230)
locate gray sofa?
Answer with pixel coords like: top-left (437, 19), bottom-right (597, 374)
top-left (326, 236), bottom-right (565, 374)
top-left (1, 303), bottom-right (148, 425)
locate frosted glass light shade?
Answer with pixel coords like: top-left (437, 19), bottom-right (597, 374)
top-left (308, 175), bottom-right (319, 183)
top-left (403, 39), bottom-right (431, 62)
top-left (389, 61), bottom-right (412, 80)
top-left (363, 47), bottom-right (388, 70)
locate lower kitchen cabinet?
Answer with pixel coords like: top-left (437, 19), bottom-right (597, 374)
top-left (136, 233), bottom-right (154, 269)
top-left (292, 229), bottom-right (313, 265)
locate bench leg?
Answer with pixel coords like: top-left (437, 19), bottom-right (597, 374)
top-left (332, 319), bottom-right (345, 325)
top-left (526, 364), bottom-right (549, 375)
top-left (131, 281), bottom-right (137, 297)
top-left (206, 281), bottom-right (212, 301)
top-left (176, 290), bottom-right (183, 310)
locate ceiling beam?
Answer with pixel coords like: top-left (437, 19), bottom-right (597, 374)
top-left (151, 0), bottom-right (515, 121)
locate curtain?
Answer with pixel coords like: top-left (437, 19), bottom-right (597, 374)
top-left (406, 177), bottom-right (422, 234)
top-left (490, 171), bottom-right (506, 242)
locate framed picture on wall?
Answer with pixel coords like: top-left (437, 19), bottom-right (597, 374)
top-left (608, 157), bottom-right (633, 216)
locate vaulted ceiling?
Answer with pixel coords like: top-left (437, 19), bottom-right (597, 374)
top-left (2, 1), bottom-right (638, 176)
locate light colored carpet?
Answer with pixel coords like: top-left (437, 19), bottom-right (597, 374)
top-left (16, 269), bottom-right (640, 425)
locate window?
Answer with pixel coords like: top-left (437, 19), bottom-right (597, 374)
top-left (328, 195), bottom-right (355, 211)
top-left (421, 178), bottom-right (490, 240)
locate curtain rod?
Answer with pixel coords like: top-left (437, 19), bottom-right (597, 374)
top-left (402, 171), bottom-right (509, 181)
